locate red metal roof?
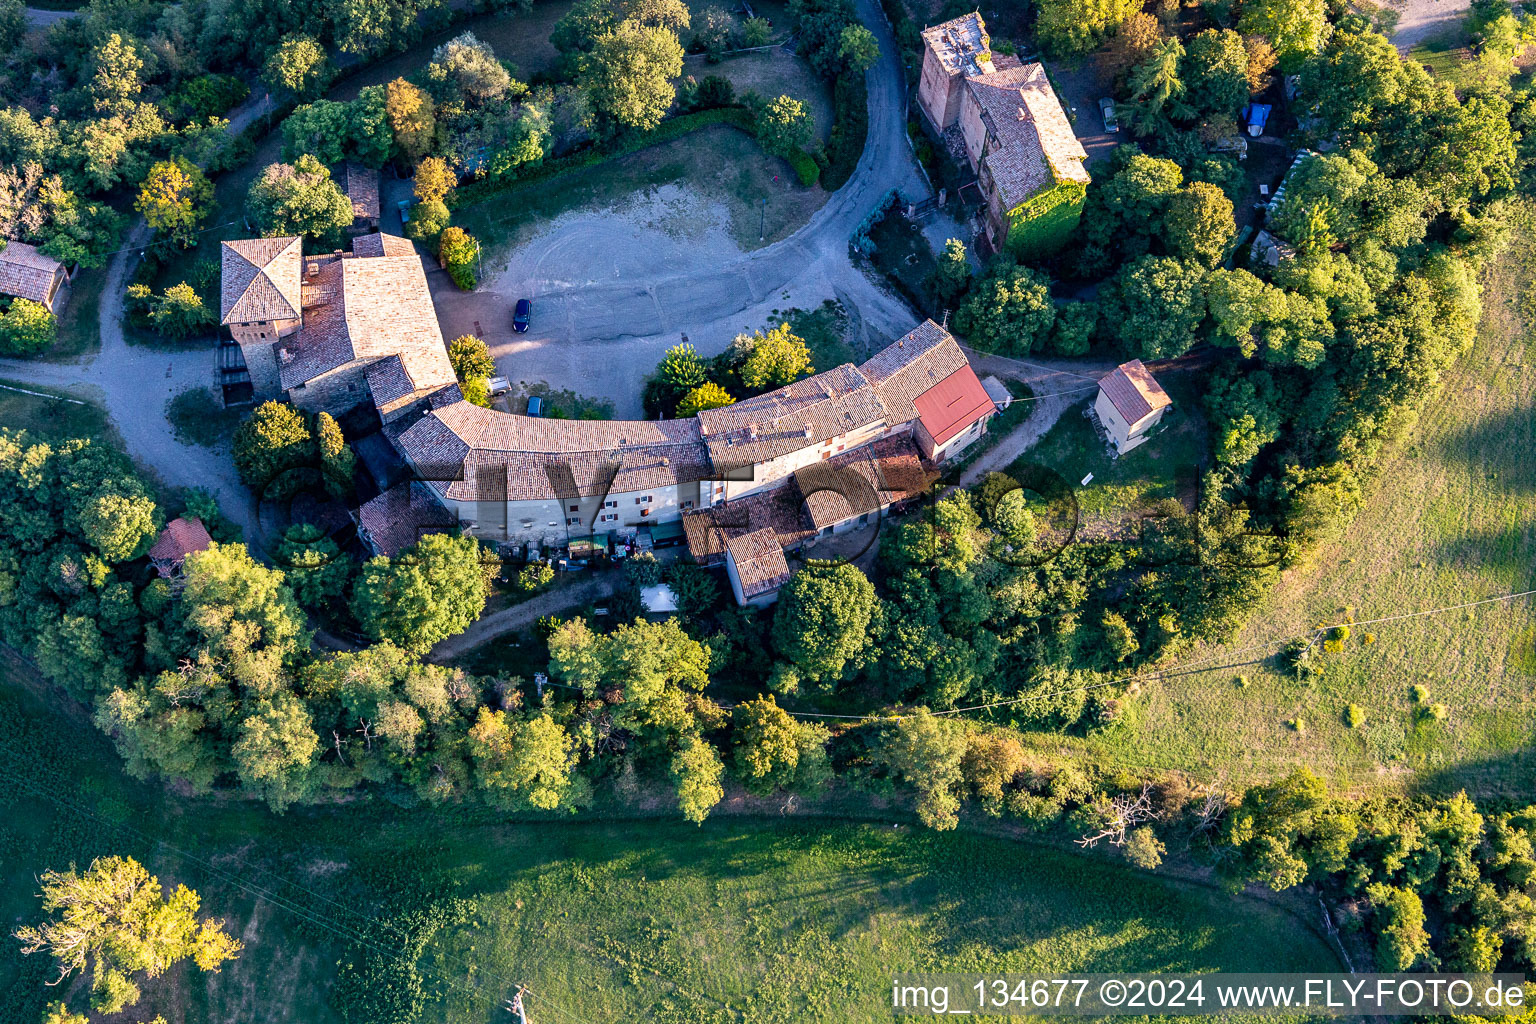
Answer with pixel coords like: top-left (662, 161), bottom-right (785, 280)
top-left (913, 364), bottom-right (994, 446)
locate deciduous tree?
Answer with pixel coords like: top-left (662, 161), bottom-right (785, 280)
top-left (246, 155), bottom-right (354, 244)
top-left (263, 35), bottom-right (332, 99)
top-left (581, 20), bottom-right (685, 131)
top-left (351, 532), bottom-right (491, 653)
top-left (771, 563), bottom-right (876, 683)
top-left (135, 158), bottom-right (212, 246)
top-left (755, 94), bottom-right (812, 157)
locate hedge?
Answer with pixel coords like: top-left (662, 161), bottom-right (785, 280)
top-left (823, 71), bottom-right (869, 191)
top-left (788, 149), bottom-right (821, 186)
top-left (451, 106), bottom-right (757, 209)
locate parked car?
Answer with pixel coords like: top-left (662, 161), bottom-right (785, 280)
top-left (513, 298), bottom-right (532, 333)
top-left (526, 395), bottom-right (543, 417)
top-left (1099, 98), bottom-right (1118, 134)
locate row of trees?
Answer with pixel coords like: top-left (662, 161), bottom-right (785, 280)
top-left (641, 321), bottom-right (814, 417)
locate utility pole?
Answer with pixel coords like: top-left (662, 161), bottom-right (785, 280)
top-left (505, 984), bottom-right (532, 1023)
top-left (759, 197), bottom-right (766, 241)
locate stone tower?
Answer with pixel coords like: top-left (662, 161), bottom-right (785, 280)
top-left (219, 236), bottom-right (303, 400)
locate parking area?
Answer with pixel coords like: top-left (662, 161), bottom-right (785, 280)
top-left (1047, 54), bottom-right (1122, 168)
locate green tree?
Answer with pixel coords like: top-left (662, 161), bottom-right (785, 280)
top-left (836, 23), bottom-right (880, 72)
top-left (263, 35), bottom-right (331, 99)
top-left (77, 491), bottom-right (159, 563)
top-left (438, 226), bottom-right (481, 290)
top-left (468, 708), bottom-right (586, 811)
top-left (1364, 884), bottom-right (1431, 970)
top-left (182, 543), bottom-right (311, 693)
top-left (1128, 37), bottom-right (1190, 131)
top-left (1204, 369), bottom-right (1282, 466)
top-left (385, 78), bottom-right (436, 166)
top-left (405, 199), bottom-right (450, 243)
top-left (314, 412), bottom-right (355, 499)
top-left (771, 563), bottom-right (877, 683)
top-left (676, 381), bottom-right (735, 416)
top-left (874, 710), bottom-right (967, 830)
top-left (0, 298), bottom-right (56, 356)
top-left (14, 856), bottom-right (242, 1015)
top-left (147, 283), bottom-right (216, 341)
top-left (1036, 0), bottom-right (1141, 56)
top-left (1049, 301), bottom-right (1097, 355)
top-left (732, 694), bottom-right (801, 794)
top-left (448, 335), bottom-right (496, 380)
top-left (273, 523), bottom-right (351, 611)
top-left (929, 237), bottom-right (971, 307)
top-left (1162, 182), bottom-right (1235, 267)
top-left (1217, 768), bottom-right (1333, 890)
top-left (646, 342), bottom-right (709, 414)
top-left (1107, 255), bottom-right (1207, 359)
top-left (232, 693), bottom-right (320, 811)
top-left (955, 263), bottom-right (1056, 355)
top-left (581, 20), bottom-right (686, 131)
top-left (755, 94), bottom-right (813, 158)
top-left (39, 1001), bottom-right (89, 1024)
top-left (1238, 0), bottom-right (1329, 71)
top-left (737, 322), bottom-right (813, 391)
top-left (135, 158), bottom-right (212, 247)
top-left (233, 401), bottom-right (313, 488)
top-left (351, 532), bottom-right (490, 653)
top-left (245, 155), bottom-right (353, 244)
top-left (89, 34), bottom-right (142, 117)
top-left (670, 735), bottom-right (725, 823)
top-left (428, 31), bottom-right (513, 102)
top-left (1182, 29), bottom-right (1251, 117)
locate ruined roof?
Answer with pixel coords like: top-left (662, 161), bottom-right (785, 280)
top-left (1099, 359), bottom-right (1171, 425)
top-left (220, 236), bottom-right (303, 324)
top-left (343, 163), bottom-right (381, 221)
top-left (966, 63), bottom-right (1090, 210)
top-left (0, 240), bottom-right (63, 304)
top-left (356, 480), bottom-right (457, 557)
top-left (277, 252), bottom-right (455, 392)
top-left (353, 232), bottom-right (418, 258)
top-left (859, 320), bottom-right (969, 425)
top-left (921, 11), bottom-right (994, 78)
top-left (148, 516), bottom-right (212, 568)
top-left (725, 527), bottom-right (791, 598)
top-left (913, 364), bottom-right (994, 446)
top-left (697, 363), bottom-right (887, 468)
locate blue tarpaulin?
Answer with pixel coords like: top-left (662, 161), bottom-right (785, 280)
top-left (1244, 103), bottom-right (1272, 136)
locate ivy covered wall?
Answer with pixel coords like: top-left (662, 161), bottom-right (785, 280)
top-left (1005, 178), bottom-right (1088, 259)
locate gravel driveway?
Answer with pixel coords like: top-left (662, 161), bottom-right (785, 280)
top-left (1389, 0), bottom-right (1472, 51)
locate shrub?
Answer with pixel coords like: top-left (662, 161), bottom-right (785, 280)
top-left (1234, 674), bottom-right (1249, 688)
top-left (438, 226), bottom-right (481, 290)
top-left (787, 149), bottom-right (821, 186)
top-left (0, 297), bottom-right (57, 355)
top-left (695, 75), bottom-right (736, 109)
top-left (1286, 717), bottom-right (1306, 734)
top-left (1423, 703), bottom-right (1449, 722)
top-left (1344, 704), bottom-right (1366, 728)
top-left (517, 561), bottom-right (554, 592)
top-left (1330, 624), bottom-right (1351, 642)
top-left (624, 551), bottom-right (663, 586)
top-left (1410, 684), bottom-right (1430, 703)
top-left (405, 198), bottom-right (450, 242)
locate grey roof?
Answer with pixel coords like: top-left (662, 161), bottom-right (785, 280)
top-left (353, 232), bottom-right (418, 258)
top-left (858, 319), bottom-right (967, 425)
top-left (276, 252), bottom-right (455, 391)
top-left (726, 527), bottom-right (791, 597)
top-left (966, 63), bottom-right (1090, 209)
top-left (220, 237), bottom-right (303, 324)
top-left (357, 480), bottom-right (457, 557)
top-left (0, 241), bottom-right (63, 303)
top-left (697, 363), bottom-right (888, 468)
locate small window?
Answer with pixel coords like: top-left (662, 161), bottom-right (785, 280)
top-left (640, 508), bottom-right (651, 517)
top-left (642, 495), bottom-right (652, 504)
top-left (605, 500), bottom-right (617, 508)
top-left (681, 500), bottom-right (693, 509)
top-left (566, 517), bottom-right (580, 525)
top-left (569, 504), bottom-right (578, 512)
top-left (820, 451), bottom-right (830, 460)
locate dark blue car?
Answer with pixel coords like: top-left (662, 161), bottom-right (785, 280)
top-left (513, 298), bottom-right (532, 333)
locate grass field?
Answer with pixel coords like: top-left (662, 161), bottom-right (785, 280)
top-left (0, 379), bottom-right (111, 442)
top-left (1048, 204), bottom-right (1536, 796)
top-left (0, 658), bottom-right (1340, 1024)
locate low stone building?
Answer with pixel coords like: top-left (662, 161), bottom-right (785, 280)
top-left (1095, 360), bottom-right (1172, 455)
top-left (916, 12), bottom-right (1089, 253)
top-left (0, 240), bottom-right (72, 314)
top-left (723, 527), bottom-right (791, 606)
top-left (148, 516), bottom-right (213, 578)
top-left (341, 163), bottom-right (381, 235)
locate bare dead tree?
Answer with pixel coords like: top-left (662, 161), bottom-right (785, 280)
top-left (356, 718), bottom-right (376, 751)
top-left (1076, 784), bottom-right (1160, 849)
top-left (331, 731), bottom-right (350, 766)
top-left (1189, 787), bottom-right (1229, 840)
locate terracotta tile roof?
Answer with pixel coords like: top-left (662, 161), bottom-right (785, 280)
top-left (148, 516), bottom-right (212, 568)
top-left (726, 527), bottom-right (791, 597)
top-left (220, 237), bottom-right (302, 324)
top-left (357, 480), bottom-right (457, 557)
top-left (859, 320), bottom-right (968, 424)
top-left (0, 241), bottom-right (63, 303)
top-left (277, 253), bottom-right (455, 391)
top-left (966, 63), bottom-right (1090, 210)
top-left (697, 363), bottom-right (887, 468)
top-left (353, 232), bottom-right (417, 258)
top-left (342, 163), bottom-right (381, 221)
top-left (396, 401), bottom-right (710, 502)
top-left (366, 355), bottom-right (416, 406)
top-left (1099, 359), bottom-right (1171, 424)
top-left (796, 436), bottom-right (936, 529)
top-left (913, 364), bottom-right (994, 446)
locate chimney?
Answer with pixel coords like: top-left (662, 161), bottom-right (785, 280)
top-left (661, 457), bottom-right (670, 466)
top-left (803, 423), bottom-right (813, 439)
top-left (748, 423), bottom-right (758, 440)
top-left (307, 261), bottom-right (319, 278)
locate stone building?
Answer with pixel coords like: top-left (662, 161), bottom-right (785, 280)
top-left (0, 241), bottom-right (72, 314)
top-left (916, 12), bottom-right (1090, 252)
top-left (220, 233), bottom-right (457, 419)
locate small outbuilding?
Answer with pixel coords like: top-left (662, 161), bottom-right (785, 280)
top-left (723, 527), bottom-right (790, 607)
top-left (0, 240), bottom-right (71, 313)
top-left (1094, 360), bottom-right (1171, 455)
top-left (148, 516), bottom-right (213, 578)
